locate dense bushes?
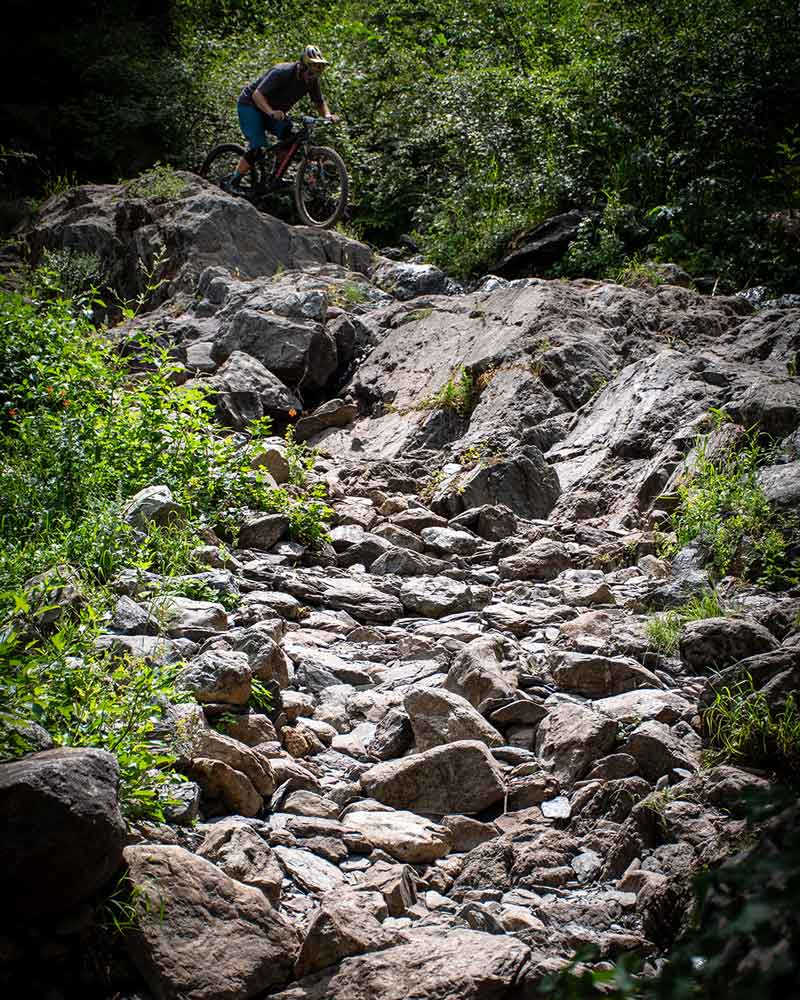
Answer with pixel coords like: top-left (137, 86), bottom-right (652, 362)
top-left (0, 272), bottom-right (331, 817)
top-left (5, 0), bottom-right (800, 289)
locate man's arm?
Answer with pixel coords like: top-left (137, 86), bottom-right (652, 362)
top-left (253, 89), bottom-right (285, 120)
top-left (316, 98), bottom-right (339, 122)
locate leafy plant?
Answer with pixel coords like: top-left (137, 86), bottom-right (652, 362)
top-left (124, 162), bottom-right (187, 201)
top-left (250, 678), bottom-right (273, 713)
top-left (646, 589), bottom-right (730, 655)
top-left (704, 675), bottom-right (800, 782)
top-left (0, 606), bottom-right (192, 820)
top-left (670, 424), bottom-right (800, 588)
top-left (420, 367), bottom-right (476, 418)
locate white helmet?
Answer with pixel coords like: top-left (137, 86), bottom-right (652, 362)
top-left (301, 45), bottom-right (329, 68)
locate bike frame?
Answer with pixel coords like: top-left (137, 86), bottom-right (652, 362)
top-left (264, 115), bottom-right (326, 187)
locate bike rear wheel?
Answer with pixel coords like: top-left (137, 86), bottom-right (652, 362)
top-left (199, 143), bottom-right (262, 198)
top-left (294, 146), bottom-right (349, 229)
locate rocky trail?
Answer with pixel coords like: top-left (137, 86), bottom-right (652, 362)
top-left (3, 174), bottom-right (800, 999)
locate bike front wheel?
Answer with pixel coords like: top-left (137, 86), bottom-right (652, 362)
top-left (199, 143), bottom-right (262, 199)
top-left (294, 146), bottom-right (349, 228)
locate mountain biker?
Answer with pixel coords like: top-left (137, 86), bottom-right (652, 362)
top-left (223, 45), bottom-right (340, 194)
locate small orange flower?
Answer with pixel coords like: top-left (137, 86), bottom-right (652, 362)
top-left (288, 408), bottom-right (297, 418)
top-left (46, 385), bottom-right (53, 394)
top-left (8, 408), bottom-right (17, 416)
top-left (62, 399), bottom-right (70, 407)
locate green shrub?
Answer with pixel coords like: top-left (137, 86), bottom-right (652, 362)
top-left (420, 367), bottom-right (476, 418)
top-left (670, 424), bottom-right (800, 588)
top-left (124, 162), bottom-right (187, 201)
top-left (704, 675), bottom-right (800, 782)
top-left (646, 590), bottom-right (730, 654)
top-left (0, 608), bottom-right (191, 821)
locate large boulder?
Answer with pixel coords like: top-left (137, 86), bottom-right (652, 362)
top-left (535, 702), bottom-right (618, 785)
top-left (202, 351), bottom-right (301, 429)
top-left (404, 687), bottom-right (504, 751)
top-left (0, 748), bottom-right (125, 918)
top-left (445, 636), bottom-right (517, 707)
top-left (295, 891), bottom-right (393, 979)
top-left (431, 449), bottom-right (561, 520)
top-left (680, 617), bottom-right (780, 670)
top-left (269, 927), bottom-right (530, 1000)
top-left (124, 844), bottom-right (299, 1000)
top-left (550, 652), bottom-right (662, 699)
top-left (197, 818), bottom-right (283, 904)
top-left (343, 809), bottom-right (453, 863)
top-left (360, 740), bottom-right (505, 814)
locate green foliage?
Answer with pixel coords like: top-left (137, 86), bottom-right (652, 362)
top-left (250, 678), bottom-right (273, 713)
top-left (34, 248), bottom-right (108, 299)
top-left (552, 193), bottom-right (631, 280)
top-left (420, 367), bottom-right (476, 418)
top-left (646, 589), bottom-right (730, 655)
top-left (671, 425), bottom-right (800, 588)
top-left (0, 605), bottom-right (191, 820)
top-left (704, 675), bottom-right (800, 782)
top-left (124, 162), bottom-right (188, 201)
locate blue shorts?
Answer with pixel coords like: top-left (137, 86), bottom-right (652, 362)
top-left (237, 102), bottom-right (292, 149)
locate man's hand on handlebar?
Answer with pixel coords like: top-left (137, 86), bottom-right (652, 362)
top-left (325, 113), bottom-right (341, 123)
top-left (268, 110), bottom-right (286, 121)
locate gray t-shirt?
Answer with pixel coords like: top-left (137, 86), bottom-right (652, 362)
top-left (238, 61), bottom-right (323, 111)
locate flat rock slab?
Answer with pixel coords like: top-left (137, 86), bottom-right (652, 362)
top-left (404, 687), bottom-right (504, 752)
top-left (269, 927), bottom-right (530, 1000)
top-left (124, 844), bottom-right (298, 1000)
top-left (344, 809), bottom-right (453, 863)
top-left (550, 652), bottom-right (662, 699)
top-left (273, 846), bottom-right (347, 894)
top-left (322, 578), bottom-right (404, 624)
top-left (360, 740), bottom-right (505, 814)
top-left (399, 577), bottom-right (491, 618)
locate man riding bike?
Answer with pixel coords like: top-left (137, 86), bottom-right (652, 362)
top-left (223, 44), bottom-right (340, 194)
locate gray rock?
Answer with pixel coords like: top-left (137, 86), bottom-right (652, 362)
top-left (296, 399), bottom-right (359, 442)
top-left (177, 649), bottom-right (251, 705)
top-left (273, 845), bottom-right (347, 894)
top-left (680, 616), bottom-right (780, 670)
top-left (431, 449), bottom-right (561, 520)
top-left (449, 504), bottom-right (517, 541)
top-left (124, 844), bottom-right (298, 1000)
top-left (499, 538), bottom-right (571, 581)
top-left (535, 702), bottom-right (618, 785)
top-left (344, 809), bottom-right (453, 863)
top-left (198, 818), bottom-right (283, 904)
top-left (404, 687), bottom-right (504, 752)
top-left (204, 351), bottom-right (301, 429)
top-left (354, 860), bottom-right (418, 916)
top-left (122, 484), bottom-right (184, 529)
top-left (109, 594), bottom-right (160, 635)
top-left (371, 258), bottom-right (461, 300)
top-left (420, 525), bottom-right (483, 556)
top-left (366, 708), bottom-right (414, 761)
top-left (0, 748), bottom-right (125, 918)
top-left (594, 690), bottom-right (694, 726)
top-left (399, 577), bottom-right (491, 618)
top-left (295, 890), bottom-right (394, 979)
top-left (360, 740), bottom-right (506, 814)
top-left (445, 636), bottom-right (517, 707)
top-left (620, 721), bottom-right (698, 782)
top-left (269, 927), bottom-right (529, 1000)
top-left (758, 460), bottom-right (800, 511)
top-left (161, 596), bottom-right (228, 641)
top-left (239, 513), bottom-right (291, 550)
top-left (550, 652), bottom-right (662, 699)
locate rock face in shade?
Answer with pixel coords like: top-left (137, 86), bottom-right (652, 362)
top-left (0, 747), bottom-right (125, 918)
top-left (123, 845), bottom-right (299, 1000)
top-left (360, 740), bottom-right (506, 814)
top-left (269, 928), bottom-right (530, 1000)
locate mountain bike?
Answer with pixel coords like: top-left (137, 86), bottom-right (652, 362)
top-left (199, 115), bottom-right (349, 229)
